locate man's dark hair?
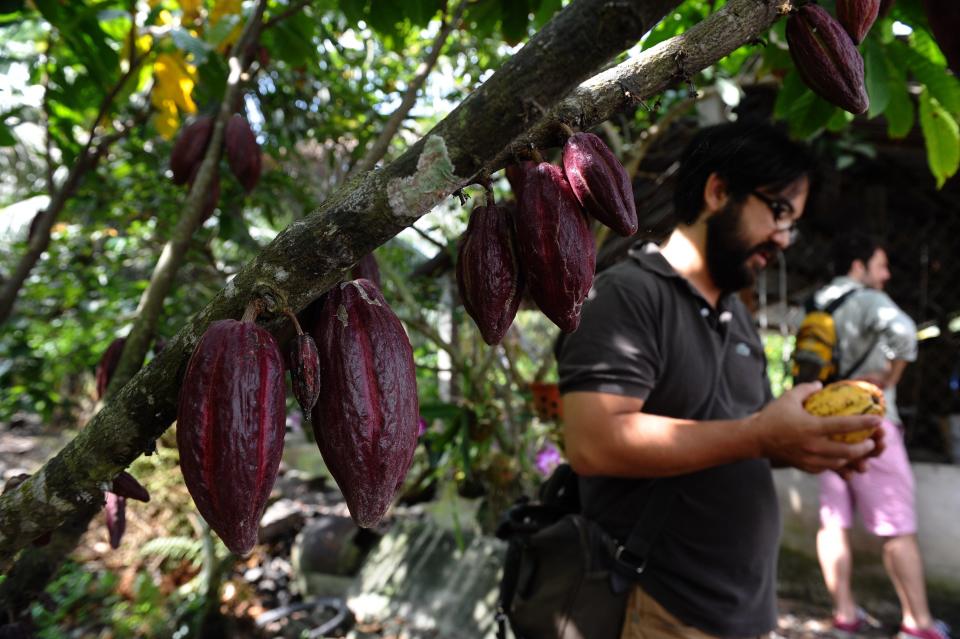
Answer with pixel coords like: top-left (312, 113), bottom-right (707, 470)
top-left (832, 232), bottom-right (882, 275)
top-left (673, 121), bottom-right (817, 225)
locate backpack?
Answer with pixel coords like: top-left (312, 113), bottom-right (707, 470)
top-left (495, 465), bottom-right (674, 639)
top-left (792, 288), bottom-right (872, 384)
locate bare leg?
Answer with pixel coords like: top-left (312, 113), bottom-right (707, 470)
top-left (818, 525), bottom-right (857, 623)
top-left (882, 534), bottom-right (933, 630)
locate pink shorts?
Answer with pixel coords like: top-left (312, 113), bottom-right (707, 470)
top-left (819, 419), bottom-right (917, 537)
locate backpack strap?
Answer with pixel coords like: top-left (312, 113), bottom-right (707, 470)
top-left (609, 480), bottom-right (675, 577)
top-left (821, 287), bottom-right (881, 380)
top-left (822, 287), bottom-right (860, 314)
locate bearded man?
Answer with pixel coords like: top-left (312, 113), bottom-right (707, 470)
top-left (558, 122), bottom-right (884, 639)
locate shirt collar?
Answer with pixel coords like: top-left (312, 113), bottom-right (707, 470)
top-left (628, 241), bottom-right (736, 311)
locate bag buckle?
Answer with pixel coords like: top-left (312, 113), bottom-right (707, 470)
top-left (614, 545), bottom-right (648, 575)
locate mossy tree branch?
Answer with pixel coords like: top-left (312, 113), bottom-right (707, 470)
top-left (0, 0), bottom-right (788, 560)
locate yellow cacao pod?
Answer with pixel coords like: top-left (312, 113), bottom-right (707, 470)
top-left (803, 380), bottom-right (885, 443)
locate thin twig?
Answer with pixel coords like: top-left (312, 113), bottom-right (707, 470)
top-left (263, 0), bottom-right (313, 30)
top-left (410, 223), bottom-right (448, 251)
top-left (346, 0), bottom-right (468, 178)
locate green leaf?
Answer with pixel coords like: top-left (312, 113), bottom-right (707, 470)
top-left (864, 38), bottom-right (891, 118)
top-left (532, 0), bottom-right (561, 29)
top-left (339, 0), bottom-right (368, 27)
top-left (0, 121), bottom-right (15, 146)
top-left (263, 12), bottom-right (316, 67)
top-left (465, 0), bottom-right (500, 39)
top-left (172, 27), bottom-right (212, 64)
top-left (883, 54), bottom-right (915, 138)
top-left (0, 0), bottom-right (25, 14)
top-left (776, 71), bottom-right (838, 139)
top-left (773, 70), bottom-right (809, 120)
top-left (194, 55), bottom-right (228, 108)
top-left (409, 0), bottom-right (441, 28)
top-left (368, 0), bottom-right (405, 39)
top-left (898, 41), bottom-right (960, 115)
top-left (500, 0), bottom-right (529, 46)
top-left (919, 89), bottom-right (960, 188)
top-left (34, 0), bottom-right (119, 88)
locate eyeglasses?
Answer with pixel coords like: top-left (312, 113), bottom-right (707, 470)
top-left (751, 190), bottom-right (800, 242)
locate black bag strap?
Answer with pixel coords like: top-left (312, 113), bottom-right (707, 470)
top-left (611, 480), bottom-right (676, 576)
top-left (823, 287), bottom-right (860, 314)
top-left (819, 287), bottom-right (880, 380)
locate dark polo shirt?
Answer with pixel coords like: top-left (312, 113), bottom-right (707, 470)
top-left (557, 243), bottom-right (780, 637)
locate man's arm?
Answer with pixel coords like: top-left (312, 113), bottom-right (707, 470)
top-left (858, 358), bottom-right (908, 390)
top-left (563, 382), bottom-right (882, 478)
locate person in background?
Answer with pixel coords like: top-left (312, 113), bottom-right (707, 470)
top-left (558, 122), bottom-right (884, 639)
top-left (814, 233), bottom-right (950, 639)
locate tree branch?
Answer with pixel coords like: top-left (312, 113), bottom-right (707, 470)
top-left (347, 0), bottom-right (469, 179)
top-left (487, 0), bottom-right (788, 172)
top-left (262, 0), bottom-right (313, 30)
top-left (2, 0), bottom-right (758, 560)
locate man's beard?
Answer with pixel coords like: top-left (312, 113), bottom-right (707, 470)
top-left (705, 201), bottom-right (779, 293)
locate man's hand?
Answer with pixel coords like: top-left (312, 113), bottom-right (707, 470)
top-left (753, 382), bottom-right (882, 475)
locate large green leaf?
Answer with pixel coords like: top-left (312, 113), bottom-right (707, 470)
top-left (339, 0), bottom-right (368, 27)
top-left (883, 51), bottom-right (915, 138)
top-left (918, 88), bottom-right (960, 188)
top-left (34, 0), bottom-right (119, 88)
top-left (776, 71), bottom-right (838, 139)
top-left (897, 41), bottom-right (960, 116)
top-left (263, 11), bottom-right (317, 68)
top-left (368, 0), bottom-right (405, 40)
top-left (499, 0), bottom-right (529, 46)
top-left (408, 0), bottom-right (442, 28)
top-left (864, 38), bottom-right (891, 118)
top-left (532, 0), bottom-right (562, 29)
top-left (464, 0), bottom-right (500, 39)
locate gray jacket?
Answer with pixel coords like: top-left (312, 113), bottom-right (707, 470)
top-left (813, 276), bottom-right (917, 424)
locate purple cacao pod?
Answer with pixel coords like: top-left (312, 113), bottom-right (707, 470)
top-left (289, 333), bottom-right (321, 414)
top-left (309, 279), bottom-right (419, 528)
top-left (177, 318), bottom-right (286, 556)
top-left (105, 492), bottom-right (126, 549)
top-left (786, 5), bottom-right (869, 114)
top-left (225, 114), bottom-right (262, 192)
top-left (505, 161), bottom-right (535, 201)
top-left (836, 0), bottom-right (880, 44)
top-left (516, 163), bottom-right (596, 333)
top-left (112, 471), bottom-right (151, 502)
top-left (456, 202), bottom-right (524, 345)
top-left (170, 115), bottom-right (214, 185)
top-left (922, 0), bottom-right (960, 74)
top-left (350, 253), bottom-right (382, 289)
top-left (562, 132), bottom-right (638, 236)
top-left (95, 338), bottom-right (126, 400)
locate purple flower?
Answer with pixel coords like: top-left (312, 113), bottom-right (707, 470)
top-left (417, 416), bottom-right (429, 438)
top-left (535, 443), bottom-right (562, 476)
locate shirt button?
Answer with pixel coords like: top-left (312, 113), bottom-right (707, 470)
top-left (700, 307), bottom-right (710, 317)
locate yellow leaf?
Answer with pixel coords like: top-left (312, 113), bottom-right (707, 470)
top-left (179, 0), bottom-right (202, 21)
top-left (153, 98), bottom-right (180, 140)
top-left (211, 0), bottom-right (241, 22)
top-left (153, 52), bottom-right (198, 114)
